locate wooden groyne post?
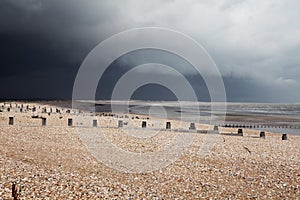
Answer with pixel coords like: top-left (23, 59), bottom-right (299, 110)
top-left (93, 119), bottom-right (97, 127)
top-left (68, 118), bottom-right (73, 126)
top-left (166, 122), bottom-right (171, 129)
top-left (189, 123), bottom-right (196, 130)
top-left (118, 120), bottom-right (123, 128)
top-left (282, 133), bottom-right (287, 140)
top-left (9, 117), bottom-right (14, 125)
top-left (213, 125), bottom-right (219, 133)
top-left (42, 118), bottom-right (46, 126)
top-left (142, 121), bottom-right (147, 128)
top-left (259, 131), bottom-right (265, 139)
top-left (237, 128), bottom-right (243, 136)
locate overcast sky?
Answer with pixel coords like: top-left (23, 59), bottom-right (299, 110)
top-left (0, 0), bottom-right (299, 102)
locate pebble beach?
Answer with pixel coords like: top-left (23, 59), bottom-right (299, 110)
top-left (1, 102), bottom-right (300, 199)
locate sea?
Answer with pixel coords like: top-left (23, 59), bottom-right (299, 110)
top-left (78, 101), bottom-right (300, 135)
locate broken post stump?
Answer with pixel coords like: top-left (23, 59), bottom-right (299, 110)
top-left (12, 182), bottom-right (20, 200)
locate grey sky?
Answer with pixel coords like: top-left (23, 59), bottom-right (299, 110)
top-left (0, 0), bottom-right (299, 102)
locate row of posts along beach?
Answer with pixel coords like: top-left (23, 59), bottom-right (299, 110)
top-left (1, 102), bottom-right (291, 140)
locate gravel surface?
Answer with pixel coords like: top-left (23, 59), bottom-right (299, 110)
top-left (1, 102), bottom-right (300, 199)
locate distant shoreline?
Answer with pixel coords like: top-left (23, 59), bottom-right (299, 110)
top-left (1, 100), bottom-right (300, 135)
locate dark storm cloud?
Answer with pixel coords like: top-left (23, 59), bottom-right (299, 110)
top-left (0, 0), bottom-right (299, 102)
top-left (96, 49), bottom-right (211, 101)
top-left (0, 0), bottom-right (111, 67)
top-left (0, 0), bottom-right (113, 99)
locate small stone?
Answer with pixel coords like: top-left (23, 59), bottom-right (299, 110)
top-left (283, 183), bottom-right (288, 187)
